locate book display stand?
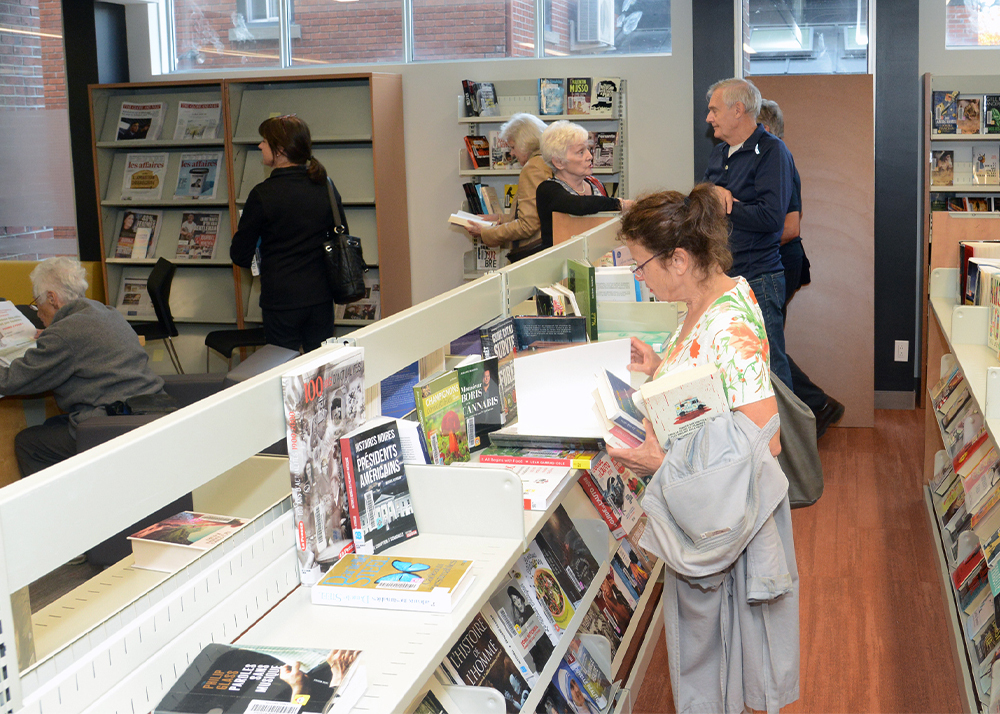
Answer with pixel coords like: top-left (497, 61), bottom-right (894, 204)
top-left (0, 217), bottom-right (668, 714)
top-left (88, 73), bottom-right (410, 370)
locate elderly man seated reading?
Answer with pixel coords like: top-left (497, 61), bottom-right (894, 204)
top-left (0, 257), bottom-right (165, 478)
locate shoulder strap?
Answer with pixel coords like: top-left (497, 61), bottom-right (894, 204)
top-left (327, 178), bottom-right (346, 234)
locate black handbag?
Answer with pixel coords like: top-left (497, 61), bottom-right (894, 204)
top-left (322, 177), bottom-right (367, 304)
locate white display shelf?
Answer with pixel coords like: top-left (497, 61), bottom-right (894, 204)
top-left (96, 139), bottom-right (225, 149)
top-left (458, 111), bottom-right (620, 124)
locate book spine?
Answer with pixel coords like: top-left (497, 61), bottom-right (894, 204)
top-left (611, 414), bottom-right (645, 441)
top-left (480, 454), bottom-right (570, 468)
top-left (312, 584), bottom-right (446, 612)
top-left (340, 435), bottom-right (363, 549)
top-left (586, 265), bottom-right (598, 340)
top-left (579, 473), bottom-right (626, 539)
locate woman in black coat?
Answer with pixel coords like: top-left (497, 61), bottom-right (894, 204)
top-left (231, 115), bottom-right (348, 352)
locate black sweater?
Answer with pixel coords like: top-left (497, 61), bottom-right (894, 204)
top-left (231, 165), bottom-right (349, 311)
top-left (534, 178), bottom-right (619, 256)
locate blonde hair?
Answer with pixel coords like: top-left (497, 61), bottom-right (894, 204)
top-left (540, 120), bottom-right (589, 170)
top-left (499, 113), bottom-right (547, 156)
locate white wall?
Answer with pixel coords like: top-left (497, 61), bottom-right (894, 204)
top-left (125, 1), bottom-right (693, 304)
top-left (919, 0), bottom-right (1000, 76)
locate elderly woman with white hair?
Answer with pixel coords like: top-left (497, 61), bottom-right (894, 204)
top-left (535, 120), bottom-right (634, 250)
top-left (0, 257), bottom-right (164, 477)
top-left (465, 113), bottom-right (553, 262)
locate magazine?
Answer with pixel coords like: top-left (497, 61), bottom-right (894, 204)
top-left (174, 151), bottom-right (222, 200)
top-left (115, 277), bottom-right (155, 320)
top-left (336, 273), bottom-right (380, 322)
top-left (175, 211), bottom-right (221, 260)
top-left (116, 101), bottom-right (164, 141)
top-left (114, 209), bottom-right (162, 259)
top-left (121, 152), bottom-right (168, 200)
top-left (173, 100), bottom-right (222, 140)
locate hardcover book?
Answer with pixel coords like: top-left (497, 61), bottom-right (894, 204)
top-left (539, 78), bottom-right (565, 115)
top-left (413, 370), bottom-right (470, 465)
top-left (566, 77), bottom-right (592, 115)
top-left (128, 511), bottom-right (246, 573)
top-left (535, 504), bottom-right (600, 607)
top-left (932, 90), bottom-right (958, 134)
top-left (340, 417), bottom-right (419, 555)
top-left (174, 151), bottom-right (222, 200)
top-left (312, 554), bottom-right (474, 613)
top-left (281, 346), bottom-right (367, 585)
top-left (479, 315), bottom-right (518, 422)
top-left (175, 211), bottom-right (220, 259)
top-left (590, 77), bottom-right (620, 116)
top-left (440, 613), bottom-right (532, 713)
top-left (464, 135), bottom-right (491, 169)
top-left (153, 643), bottom-right (364, 714)
top-left (114, 209), bottom-right (162, 259)
top-left (121, 152), bottom-right (168, 200)
top-left (986, 94), bottom-right (1000, 135)
top-left (633, 363), bottom-right (730, 447)
top-left (455, 355), bottom-right (504, 448)
top-left (959, 96), bottom-right (983, 134)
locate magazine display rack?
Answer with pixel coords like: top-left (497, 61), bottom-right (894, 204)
top-left (0, 218), bottom-right (666, 714)
top-left (88, 73), bottom-right (410, 371)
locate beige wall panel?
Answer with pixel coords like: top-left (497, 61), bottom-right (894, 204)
top-left (751, 74), bottom-right (874, 428)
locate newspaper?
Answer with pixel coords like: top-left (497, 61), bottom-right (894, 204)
top-left (174, 152), bottom-right (221, 200)
top-left (114, 210), bottom-right (163, 259)
top-left (116, 102), bottom-right (164, 141)
top-left (115, 277), bottom-right (155, 320)
top-left (173, 100), bottom-right (222, 140)
top-left (0, 301), bottom-right (37, 367)
top-left (121, 153), bottom-right (168, 201)
top-left (175, 211), bottom-right (221, 260)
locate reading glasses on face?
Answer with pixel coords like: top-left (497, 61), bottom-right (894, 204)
top-left (632, 251), bottom-right (666, 277)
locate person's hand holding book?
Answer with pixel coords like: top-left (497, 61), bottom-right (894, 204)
top-left (626, 337), bottom-right (662, 377)
top-left (606, 418), bottom-right (664, 478)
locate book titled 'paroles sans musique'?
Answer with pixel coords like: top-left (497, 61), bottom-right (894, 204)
top-left (312, 553), bottom-right (474, 613)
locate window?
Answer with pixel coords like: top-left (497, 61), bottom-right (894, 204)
top-left (543, 0), bottom-right (670, 56)
top-left (247, 0), bottom-right (281, 22)
top-left (947, 0), bottom-right (1000, 47)
top-left (743, 0), bottom-right (869, 76)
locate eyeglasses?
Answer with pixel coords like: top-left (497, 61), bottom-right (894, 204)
top-left (631, 252), bottom-right (665, 278)
top-left (28, 294), bottom-right (44, 310)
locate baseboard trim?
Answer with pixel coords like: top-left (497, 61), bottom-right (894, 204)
top-left (874, 391), bottom-right (915, 410)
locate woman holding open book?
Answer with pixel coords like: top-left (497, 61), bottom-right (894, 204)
top-left (606, 185), bottom-right (799, 714)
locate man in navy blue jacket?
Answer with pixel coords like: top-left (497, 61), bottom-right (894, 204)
top-left (703, 78), bottom-right (794, 390)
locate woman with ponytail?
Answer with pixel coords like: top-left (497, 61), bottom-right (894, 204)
top-left (231, 115), bottom-right (348, 352)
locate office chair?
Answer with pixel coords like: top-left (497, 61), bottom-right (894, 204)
top-left (204, 326), bottom-right (267, 370)
top-left (132, 257), bottom-right (184, 374)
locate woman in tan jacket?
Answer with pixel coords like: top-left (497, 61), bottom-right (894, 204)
top-left (465, 113), bottom-right (552, 262)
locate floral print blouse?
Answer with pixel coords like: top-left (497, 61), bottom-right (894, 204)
top-left (655, 276), bottom-right (774, 409)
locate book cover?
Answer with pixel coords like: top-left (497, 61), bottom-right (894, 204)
top-left (114, 209), bottom-right (163, 259)
top-left (175, 211), bottom-right (221, 260)
top-left (933, 90), bottom-right (958, 134)
top-left (511, 540), bottom-right (575, 644)
top-left (115, 276), bottom-right (155, 319)
top-left (588, 452), bottom-right (643, 535)
top-left (464, 135), bottom-right (491, 169)
top-left (579, 601), bottom-right (621, 660)
top-left (441, 614), bottom-right (532, 713)
top-left (539, 78), bottom-right (565, 115)
top-left (625, 516), bottom-right (657, 572)
top-left (986, 95), bottom-right (1000, 135)
top-left (175, 151), bottom-right (222, 200)
top-left (594, 568), bottom-right (635, 637)
top-left (595, 368), bottom-right (646, 442)
top-left (932, 150), bottom-right (954, 186)
top-left (413, 370), bottom-right (469, 465)
top-left (340, 418), bottom-right (418, 555)
top-left (567, 258), bottom-right (598, 341)
top-left (579, 471), bottom-right (627, 539)
top-left (455, 355), bottom-right (504, 448)
top-left (312, 554), bottom-right (473, 613)
top-left (281, 346), bottom-right (367, 586)
top-left (475, 82), bottom-right (501, 117)
top-left (990, 271), bottom-right (1000, 354)
top-left (534, 504), bottom-right (600, 607)
top-left (564, 637), bottom-right (611, 710)
top-left (117, 101), bottom-right (164, 141)
top-left (461, 79), bottom-right (479, 117)
top-left (379, 361), bottom-right (419, 419)
top-left (482, 573), bottom-right (551, 685)
top-left (590, 77), bottom-right (620, 116)
top-left (974, 144), bottom-right (1000, 185)
top-left (128, 511), bottom-right (247, 573)
top-left (535, 683), bottom-right (574, 714)
top-left (153, 643), bottom-right (364, 714)
top-left (959, 96), bottom-right (983, 134)
top-left (489, 130), bottom-right (519, 170)
top-left (591, 131), bottom-right (618, 168)
top-left (611, 538), bottom-right (650, 603)
top-left (173, 100), bottom-right (222, 140)
top-left (479, 315), bottom-right (518, 422)
top-left (552, 658), bottom-right (602, 714)
top-left (478, 446), bottom-right (600, 469)
top-left (566, 77), bottom-right (592, 115)
top-left (504, 183), bottom-right (518, 210)
top-left (413, 689), bottom-right (449, 714)
top-left (513, 315), bottom-right (590, 351)
top-left (635, 363), bottom-right (730, 447)
top-left (121, 152), bottom-right (168, 200)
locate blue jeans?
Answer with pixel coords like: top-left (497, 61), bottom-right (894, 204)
top-left (746, 271), bottom-right (793, 391)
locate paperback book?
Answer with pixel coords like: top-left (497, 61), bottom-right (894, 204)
top-left (440, 613), bottom-right (532, 713)
top-left (121, 152), bottom-right (168, 200)
top-left (475, 82), bottom-right (501, 117)
top-left (117, 101), bottom-right (164, 141)
top-left (590, 77), bottom-right (620, 116)
top-left (986, 94), bottom-right (1000, 135)
top-left (281, 346), bottom-right (367, 585)
top-left (552, 658), bottom-right (603, 714)
top-left (566, 77), bottom-right (592, 115)
top-left (539, 78), bottom-right (565, 115)
top-left (128, 511), bottom-right (246, 573)
top-left (312, 554), bottom-right (473, 613)
top-left (173, 100), bottom-right (222, 140)
top-left (478, 446), bottom-right (600, 470)
top-left (567, 258), bottom-right (598, 341)
top-left (479, 315), bottom-right (518, 422)
top-left (535, 504), bottom-right (600, 607)
top-left (579, 601), bottom-right (621, 660)
top-left (455, 355), bottom-right (504, 448)
top-left (340, 417), bottom-right (419, 555)
top-left (595, 368), bottom-right (646, 442)
top-left (175, 211), bottom-right (220, 259)
top-left (933, 90), bottom-right (958, 134)
top-left (932, 150), bottom-right (955, 186)
top-left (974, 144), bottom-right (1000, 185)
top-left (481, 573), bottom-right (552, 685)
top-left (591, 131), bottom-right (618, 168)
top-left (153, 643), bottom-right (364, 714)
top-left (512, 540), bottom-right (575, 643)
top-left (594, 568), bottom-right (635, 638)
top-left (632, 363), bottom-right (730, 447)
top-left (464, 135), bottom-right (491, 169)
top-left (564, 637), bottom-right (611, 710)
top-left (490, 130), bottom-right (519, 170)
top-left (959, 96), bottom-right (983, 134)
top-left (174, 152), bottom-right (222, 200)
top-left (114, 209), bottom-right (162, 259)
top-left (413, 370), bottom-right (470, 465)
top-left (611, 538), bottom-right (651, 602)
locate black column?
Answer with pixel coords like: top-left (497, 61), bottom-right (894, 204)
top-left (691, 0), bottom-right (735, 182)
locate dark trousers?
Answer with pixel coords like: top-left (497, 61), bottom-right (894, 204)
top-left (780, 240), bottom-right (829, 414)
top-left (15, 414), bottom-right (76, 478)
top-left (746, 271), bottom-right (793, 391)
top-left (262, 303), bottom-right (335, 353)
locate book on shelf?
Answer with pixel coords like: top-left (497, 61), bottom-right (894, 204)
top-left (955, 144), bottom-right (977, 185)
top-left (960, 241), bottom-right (1000, 305)
top-left (579, 601), bottom-right (622, 661)
top-left (485, 424), bottom-right (606, 452)
top-left (461, 79), bottom-right (479, 117)
top-left (534, 285), bottom-right (580, 318)
top-left (611, 538), bottom-right (651, 603)
top-left (413, 370), bottom-right (470, 465)
top-left (121, 152), bottom-right (168, 200)
top-left (974, 144), bottom-right (1000, 185)
top-left (579, 471), bottom-right (628, 539)
top-left (566, 77), bottom-right (592, 115)
top-left (564, 636), bottom-right (612, 710)
top-left (128, 511), bottom-right (246, 573)
top-left (968, 589), bottom-right (995, 640)
top-left (511, 540), bottom-right (575, 643)
top-left (591, 131), bottom-right (618, 168)
top-left (959, 96), bottom-right (983, 134)
top-left (448, 210), bottom-right (496, 230)
top-left (439, 613), bottom-right (532, 714)
top-left (464, 135), bottom-right (491, 169)
top-left (478, 445), bottom-right (600, 469)
top-left (174, 151), bottom-right (222, 200)
top-left (535, 504), bottom-right (600, 607)
top-left (625, 516), bottom-right (658, 572)
top-left (379, 361), bottom-right (419, 419)
top-left (594, 368), bottom-right (647, 443)
top-left (117, 101), bottom-right (164, 141)
top-left (586, 451), bottom-right (644, 535)
top-left (115, 276), bottom-right (156, 320)
top-left (340, 417), bottom-right (419, 555)
top-left (312, 554), bottom-right (474, 613)
top-left (479, 314), bottom-right (518, 422)
top-left (461, 182), bottom-right (485, 213)
top-left (152, 643), bottom-right (364, 714)
top-left (539, 78), bottom-right (565, 115)
top-left (990, 271), bottom-right (1000, 354)
top-left (536, 682), bottom-right (574, 714)
top-left (965, 257), bottom-right (1000, 305)
top-left (336, 272), bottom-right (380, 322)
top-left (504, 183), bottom-right (518, 210)
top-left (595, 567), bottom-right (637, 637)
top-left (986, 94), bottom-right (1000, 135)
top-left (595, 265), bottom-right (642, 302)
top-left (931, 150), bottom-right (954, 186)
top-left (932, 90), bottom-right (958, 134)
top-left (514, 315), bottom-right (590, 351)
top-left (481, 572), bottom-right (554, 685)
top-left (173, 99), bottom-right (222, 140)
top-left (175, 211), bottom-right (220, 260)
top-left (567, 258), bottom-right (598, 341)
top-left (632, 363), bottom-right (730, 448)
top-left (552, 656), bottom-right (603, 714)
top-left (455, 355), bottom-right (504, 448)
top-left (489, 131), bottom-right (519, 171)
top-left (476, 81), bottom-right (501, 117)
top-left (281, 346), bottom-right (367, 586)
top-left (0, 301), bottom-right (37, 367)
top-left (114, 209), bottom-right (162, 259)
top-left (482, 185), bottom-right (503, 215)
top-left (591, 77), bottom-right (620, 116)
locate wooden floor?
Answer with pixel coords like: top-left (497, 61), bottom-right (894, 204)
top-left (632, 408), bottom-right (965, 714)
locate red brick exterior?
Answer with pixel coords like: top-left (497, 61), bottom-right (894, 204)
top-left (947, 5), bottom-right (1000, 47)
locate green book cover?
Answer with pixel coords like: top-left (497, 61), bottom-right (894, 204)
top-left (568, 259), bottom-right (598, 341)
top-left (413, 371), bottom-right (470, 465)
top-left (455, 356), bottom-right (504, 448)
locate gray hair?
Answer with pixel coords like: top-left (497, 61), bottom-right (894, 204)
top-left (758, 99), bottom-right (784, 138)
top-left (30, 257), bottom-right (88, 303)
top-left (540, 120), bottom-right (589, 169)
top-left (499, 113), bottom-right (547, 156)
top-left (706, 78), bottom-right (761, 120)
